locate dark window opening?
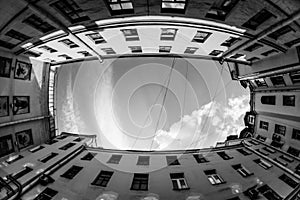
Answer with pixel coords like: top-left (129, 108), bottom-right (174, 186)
top-left (86, 33), bottom-right (106, 44)
top-left (58, 54), bottom-right (73, 60)
top-left (285, 38), bottom-right (300, 48)
top-left (244, 43), bottom-right (263, 52)
top-left (38, 46), bottom-right (57, 53)
top-left (166, 156), bottom-right (180, 165)
top-left (209, 50), bottom-right (223, 56)
top-left (193, 154), bottom-right (209, 163)
top-left (39, 152), bottom-right (58, 163)
top-left (0, 40), bottom-right (16, 49)
top-left (205, 0), bottom-right (239, 21)
top-left (106, 0), bottom-right (134, 15)
top-left (131, 173), bottom-right (149, 191)
top-left (287, 146), bottom-right (300, 157)
top-left (221, 36), bottom-right (241, 47)
top-left (33, 187), bottom-right (58, 200)
top-left (12, 166), bottom-right (33, 179)
top-left (58, 39), bottom-right (79, 48)
top-left (129, 46), bottom-right (142, 53)
top-left (60, 165), bottom-right (83, 179)
top-left (290, 70), bottom-right (300, 84)
top-left (204, 169), bottom-right (225, 185)
top-left (5, 154), bottom-right (23, 164)
top-left (5, 29), bottom-right (31, 42)
top-left (257, 184), bottom-right (282, 200)
top-left (261, 49), bottom-right (278, 57)
top-left (77, 51), bottom-right (92, 57)
top-left (121, 29), bottom-right (139, 41)
top-left (253, 159), bottom-right (272, 170)
top-left (81, 152), bottom-right (97, 161)
top-left (283, 95), bottom-right (295, 106)
top-left (101, 48), bottom-right (116, 54)
top-left (292, 129), bottom-right (300, 141)
top-left (279, 174), bottom-right (298, 188)
top-left (275, 124), bottom-right (286, 136)
top-left (184, 47), bottom-right (198, 54)
top-left (161, 0), bottom-right (187, 14)
top-left (270, 76), bottom-right (285, 86)
top-left (45, 139), bottom-right (58, 145)
top-left (192, 31), bottom-right (211, 43)
top-left (261, 96), bottom-right (275, 105)
top-left (242, 9), bottom-right (275, 30)
top-left (161, 28), bottom-right (177, 41)
top-left (268, 25), bottom-right (295, 40)
top-left (230, 53), bottom-right (244, 59)
top-left (73, 137), bottom-right (83, 142)
top-left (23, 50), bottom-right (42, 58)
top-left (23, 14), bottom-right (55, 33)
top-left (159, 46), bottom-right (172, 53)
top-left (254, 78), bottom-right (267, 87)
top-left (137, 156), bottom-right (150, 165)
top-left (91, 170), bottom-right (113, 187)
top-left (217, 151), bottom-right (233, 160)
top-left (259, 121), bottom-right (269, 130)
top-left (107, 155), bottom-right (122, 164)
top-left (59, 142), bottom-right (76, 150)
top-left (29, 145), bottom-right (45, 153)
top-left (232, 164), bottom-right (253, 177)
top-left (170, 173), bottom-right (189, 190)
top-left (236, 148), bottom-right (252, 156)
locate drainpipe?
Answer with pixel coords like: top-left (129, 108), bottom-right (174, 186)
top-left (20, 0), bottom-right (104, 63)
top-left (222, 9), bottom-right (300, 58)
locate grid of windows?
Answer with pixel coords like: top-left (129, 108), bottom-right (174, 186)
top-left (131, 173), bottom-right (149, 191)
top-left (268, 25), bottom-right (295, 40)
top-left (242, 9), bottom-right (275, 30)
top-left (137, 156), bottom-right (150, 165)
top-left (59, 142), bottom-right (76, 150)
top-left (192, 31), bottom-right (211, 43)
top-left (33, 187), bottom-right (58, 200)
top-left (204, 169), bottom-right (225, 185)
top-left (170, 173), bottom-right (189, 190)
top-left (121, 29), bottom-right (139, 41)
top-left (86, 33), bottom-right (106, 44)
top-left (221, 36), bottom-right (241, 47)
top-left (253, 158), bottom-right (272, 170)
top-left (259, 121), bottom-right (269, 130)
top-left (23, 14), bottom-right (55, 33)
top-left (106, 0), bottom-right (134, 15)
top-left (205, 0), bottom-right (239, 21)
top-left (193, 154), bottom-right (209, 163)
top-left (283, 95), bottom-right (295, 106)
top-left (58, 39), bottom-right (79, 48)
top-left (232, 164), bottom-right (253, 177)
top-left (107, 155), bottom-right (122, 164)
top-left (160, 28), bottom-right (177, 41)
top-left (81, 152), bottom-right (97, 161)
top-left (161, 0), bottom-right (187, 14)
top-left (91, 170), bottom-right (113, 187)
top-left (5, 29), bottom-right (30, 42)
top-left (166, 156), bottom-right (180, 165)
top-left (60, 165), bottom-right (83, 179)
top-left (275, 124), bottom-right (286, 136)
top-left (217, 151), bottom-right (233, 160)
top-left (261, 96), bottom-right (275, 105)
top-left (38, 152), bottom-right (58, 163)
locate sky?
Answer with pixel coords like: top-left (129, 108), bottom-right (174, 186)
top-left (56, 57), bottom-right (250, 150)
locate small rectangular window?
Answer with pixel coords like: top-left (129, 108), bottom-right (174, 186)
top-left (129, 46), bottom-right (142, 53)
top-left (292, 129), bottom-right (300, 141)
top-left (242, 9), bottom-right (275, 30)
top-left (33, 187), bottom-right (58, 200)
top-left (232, 164), bottom-right (253, 177)
top-left (257, 184), bottom-right (282, 200)
top-left (39, 152), bottom-right (58, 163)
top-left (161, 0), bottom-right (187, 14)
top-left (0, 40), bottom-right (16, 49)
top-left (170, 173), bottom-right (189, 190)
top-left (81, 152), bottom-right (97, 161)
top-left (244, 43), bottom-right (263, 52)
top-left (256, 148), bottom-right (269, 156)
top-left (57, 134), bottom-right (69, 139)
top-left (101, 48), bottom-right (116, 55)
top-left (279, 174), bottom-right (298, 188)
top-left (137, 156), bottom-right (150, 166)
top-left (45, 139), bottom-right (58, 145)
top-left (0, 57), bottom-right (12, 78)
top-left (283, 95), bottom-right (295, 106)
top-left (256, 135), bottom-right (267, 142)
top-left (73, 137), bottom-right (83, 142)
top-left (268, 25), bottom-right (295, 40)
top-left (205, 0), bottom-right (239, 21)
top-left (166, 156), bottom-right (180, 165)
top-left (259, 121), bottom-right (269, 130)
top-left (60, 165), bottom-right (83, 179)
top-left (261, 96), bottom-right (275, 105)
top-left (23, 14), bottom-right (55, 33)
top-left (254, 78), bottom-right (267, 87)
top-left (253, 159), bottom-right (272, 170)
top-left (230, 53), bottom-right (244, 59)
top-left (270, 76), bottom-right (285, 86)
top-left (107, 155), bottom-right (122, 164)
top-left (0, 135), bottom-right (14, 158)
top-left (193, 154), bottom-right (209, 163)
top-left (86, 33), bottom-right (106, 44)
top-left (58, 54), bottom-right (72, 60)
top-left (247, 57), bottom-right (260, 62)
top-left (131, 173), bottom-right (149, 191)
top-left (287, 146), bottom-right (300, 157)
top-left (159, 46), bottom-right (172, 53)
top-left (6, 155), bottom-right (23, 164)
top-left (273, 158), bottom-right (287, 166)
top-left (290, 70), bottom-right (300, 84)
top-left (29, 145), bottom-right (45, 153)
top-left (262, 147), bottom-right (276, 154)
top-left (38, 45), bottom-right (57, 53)
top-left (217, 151), bottom-right (233, 160)
top-left (275, 124), bottom-right (286, 136)
top-left (221, 36), bottom-right (241, 47)
top-left (279, 155), bottom-right (294, 163)
top-left (23, 50), bottom-right (42, 58)
top-left (106, 0), bottom-right (134, 15)
top-left (59, 142), bottom-right (76, 150)
top-left (236, 148), bottom-right (252, 156)
top-left (13, 166), bottom-right (33, 179)
top-left (77, 51), bottom-right (92, 57)
top-left (58, 39), bottom-right (79, 48)
top-left (121, 29), bottom-right (139, 41)
top-left (184, 47), bottom-right (198, 54)
top-left (285, 38), bottom-right (300, 48)
top-left (209, 50), bottom-right (223, 56)
top-left (161, 28), bottom-right (177, 41)
top-left (5, 29), bottom-right (31, 42)
top-left (204, 169), bottom-right (225, 185)
top-left (192, 31), bottom-right (211, 43)
top-left (91, 170), bottom-right (113, 187)
top-left (261, 49), bottom-right (278, 57)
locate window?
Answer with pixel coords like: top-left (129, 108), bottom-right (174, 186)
top-left (56, 135), bottom-right (68, 140)
top-left (244, 43), bottom-right (263, 52)
top-left (81, 152), bottom-right (96, 161)
top-left (0, 40), bottom-right (16, 49)
top-left (73, 137), bottom-right (83, 142)
top-left (131, 173), bottom-right (149, 190)
top-left (283, 95), bottom-right (295, 106)
top-left (261, 49), bottom-right (278, 57)
top-left (262, 147), bottom-right (276, 154)
top-left (279, 155), bottom-right (294, 163)
top-left (270, 76), bottom-right (285, 86)
top-left (6, 154), bottom-right (23, 164)
top-left (58, 39), bottom-right (79, 48)
top-left (221, 36), bottom-right (241, 47)
top-left (58, 54), bottom-right (72, 60)
top-left (51, 0), bottom-right (90, 23)
top-left (5, 29), bottom-right (31, 42)
top-left (259, 121), bottom-right (269, 130)
top-left (170, 173), bottom-right (189, 190)
top-left (290, 70), bottom-right (300, 84)
top-left (107, 154), bottom-right (122, 164)
top-left (256, 135), bottom-right (267, 142)
top-left (106, 0), bottom-right (134, 15)
top-left (137, 156), bottom-right (150, 165)
top-left (256, 148), bottom-right (269, 156)
top-left (45, 139), bottom-right (58, 145)
top-left (38, 45), bottom-right (57, 53)
top-left (39, 152), bottom-right (58, 163)
top-left (166, 156), bottom-right (180, 165)
top-left (184, 47), bottom-right (198, 54)
top-left (273, 158), bottom-right (287, 166)
top-left (161, 28), bottom-right (177, 41)
top-left (285, 38), bottom-right (300, 48)
top-left (59, 142), bottom-right (76, 150)
top-left (287, 146), bottom-right (300, 157)
top-left (279, 174), bottom-right (298, 188)
top-left (77, 51), bottom-right (92, 57)
top-left (60, 165), bottom-right (83, 179)
top-left (247, 57), bottom-right (260, 62)
top-left (230, 53), bottom-right (244, 59)
top-left (204, 169), bottom-right (225, 185)
top-left (192, 31), bottom-right (211, 43)
top-left (0, 56), bottom-right (12, 78)
top-left (29, 145), bottom-right (45, 153)
top-left (205, 0), bottom-right (239, 21)
top-left (236, 148), bottom-right (252, 156)
top-left (254, 78), bottom-right (267, 87)
top-left (248, 140), bottom-right (259, 145)
top-left (159, 46), bottom-right (172, 53)
top-left (292, 129), bottom-right (300, 141)
top-left (268, 25), bottom-right (295, 40)
top-left (217, 151), bottom-right (233, 160)
top-left (0, 135), bottom-right (14, 158)
top-left (33, 187), bottom-right (58, 200)
top-left (232, 164), bottom-right (253, 177)
top-left (257, 184), bottom-right (282, 200)
top-left (261, 96), bottom-right (275, 105)
top-left (91, 170), bottom-right (113, 187)
top-left (193, 154), bottom-right (209, 163)
top-left (13, 166), bottom-right (33, 179)
top-left (253, 159), bottom-right (272, 170)
top-left (23, 14), bottom-right (55, 33)
top-left (242, 9), bottom-right (275, 30)
top-left (23, 50), bottom-right (42, 58)
top-left (86, 33), bottom-right (106, 44)
top-left (209, 50), bottom-right (223, 56)
top-left (129, 46), bottom-right (142, 53)
top-left (101, 48), bottom-right (116, 54)
top-left (275, 124), bottom-right (286, 136)
top-left (161, 0), bottom-right (187, 14)
top-left (121, 29), bottom-right (139, 41)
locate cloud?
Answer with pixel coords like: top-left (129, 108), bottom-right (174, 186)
top-left (153, 95), bottom-right (249, 150)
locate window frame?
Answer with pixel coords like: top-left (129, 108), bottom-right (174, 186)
top-left (91, 170), bottom-right (114, 187)
top-left (170, 173), bottom-right (189, 190)
top-left (283, 95), bottom-right (295, 106)
top-left (193, 154), bottom-right (209, 163)
top-left (105, 0), bottom-right (134, 15)
top-left (60, 165), bottom-right (83, 179)
top-left (232, 164), bottom-right (253, 177)
top-left (166, 156), bottom-right (180, 166)
top-left (107, 154), bottom-right (122, 164)
top-left (137, 156), bottom-right (150, 166)
top-left (217, 151), bottom-right (233, 160)
top-left (160, 28), bottom-right (178, 41)
top-left (204, 169), bottom-right (226, 185)
top-left (259, 121), bottom-right (269, 130)
top-left (161, 0), bottom-right (187, 14)
top-left (0, 56), bottom-right (12, 78)
top-left (192, 31), bottom-right (211, 43)
top-left (131, 173), bottom-right (149, 191)
top-left (275, 124), bottom-right (286, 136)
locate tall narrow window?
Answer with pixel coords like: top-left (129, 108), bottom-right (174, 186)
top-left (58, 39), bottom-right (79, 49)
top-left (283, 95), bottom-right (295, 106)
top-left (106, 0), bottom-right (134, 15)
top-left (217, 151), bottom-right (233, 160)
top-left (91, 170), bottom-right (113, 187)
top-left (270, 76), bottom-right (285, 86)
top-left (159, 46), bottom-right (172, 53)
top-left (170, 173), bottom-right (189, 190)
top-left (193, 154), bottom-right (209, 163)
top-left (268, 25), bottom-right (295, 40)
top-left (107, 155), bottom-right (122, 164)
top-left (0, 57), bottom-right (12, 78)
top-left (5, 29), bottom-right (31, 42)
top-left (192, 31), bottom-right (211, 43)
top-left (38, 152), bottom-right (58, 163)
top-left (86, 33), bottom-right (106, 44)
top-left (204, 169), bottom-right (225, 185)
top-left (59, 142), bottom-right (76, 150)
top-left (205, 0), bottom-right (239, 21)
top-left (259, 121), bottom-right (269, 130)
top-left (275, 124), bottom-right (286, 136)
top-left (279, 174), bottom-right (298, 188)
top-left (232, 164), bottom-right (253, 177)
top-left (81, 152), bottom-right (96, 161)
top-left (121, 29), bottom-right (139, 41)
top-left (292, 129), bottom-right (300, 141)
top-left (221, 36), bottom-right (241, 47)
top-left (33, 187), bottom-right (58, 200)
top-left (161, 0), bottom-right (187, 14)
top-left (137, 156), bottom-right (150, 166)
top-left (23, 14), bottom-right (55, 33)
top-left (261, 96), bottom-right (275, 105)
top-left (0, 135), bottom-right (14, 158)
top-left (131, 173), bottom-right (149, 191)
top-left (242, 9), bottom-right (275, 30)
top-left (253, 159), bottom-right (272, 170)
top-left (244, 43), bottom-right (263, 52)
top-left (166, 156), bottom-right (180, 166)
top-left (160, 28), bottom-right (177, 41)
top-left (290, 70), bottom-right (300, 84)
top-left (60, 165), bottom-right (83, 179)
